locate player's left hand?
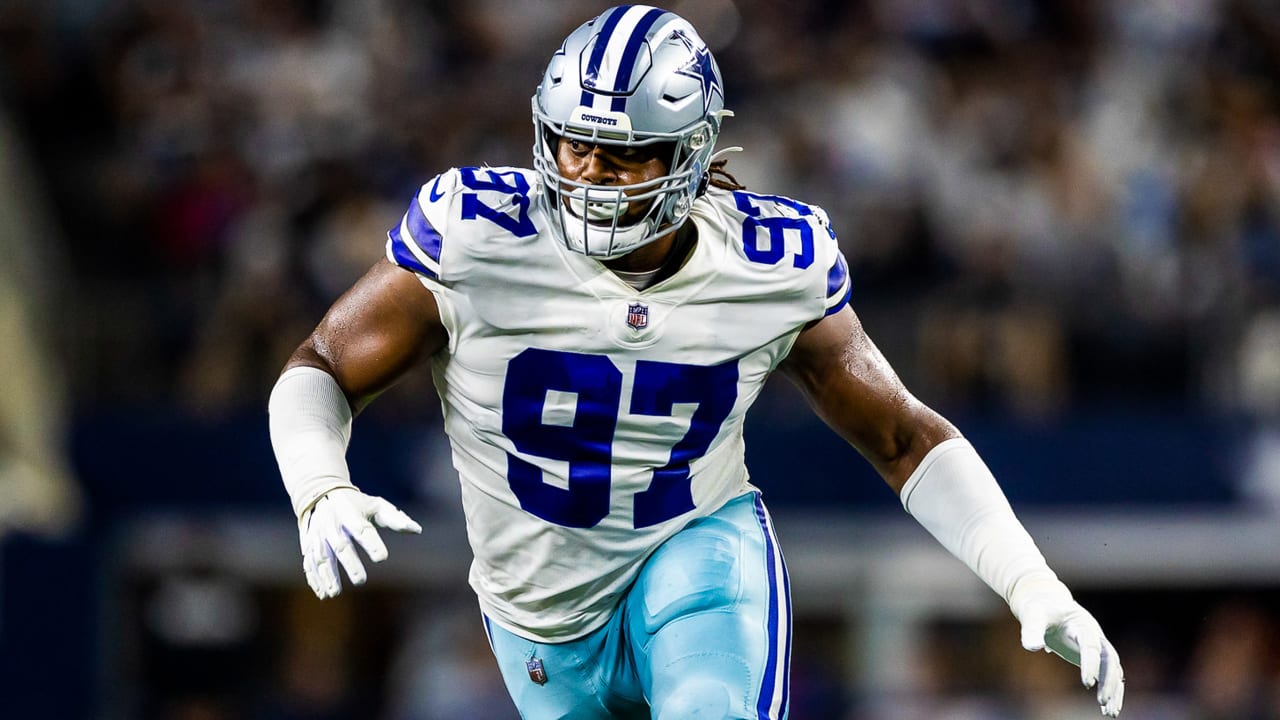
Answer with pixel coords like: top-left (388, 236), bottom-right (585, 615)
top-left (298, 487), bottom-right (422, 599)
top-left (1012, 580), bottom-right (1125, 717)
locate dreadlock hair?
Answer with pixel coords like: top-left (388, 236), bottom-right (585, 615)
top-left (707, 159), bottom-right (745, 191)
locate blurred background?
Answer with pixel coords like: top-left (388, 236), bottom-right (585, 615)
top-left (2, 0), bottom-right (1280, 717)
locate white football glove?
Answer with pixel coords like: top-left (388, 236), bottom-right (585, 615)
top-left (298, 487), bottom-right (422, 599)
top-left (1011, 579), bottom-right (1125, 717)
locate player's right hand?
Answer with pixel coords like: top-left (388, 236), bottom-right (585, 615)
top-left (297, 487), bottom-right (422, 599)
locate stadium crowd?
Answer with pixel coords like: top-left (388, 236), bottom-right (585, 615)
top-left (1, 0), bottom-right (1277, 419)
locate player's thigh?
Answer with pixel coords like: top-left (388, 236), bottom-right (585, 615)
top-left (627, 492), bottom-right (793, 720)
top-left (482, 614), bottom-right (646, 720)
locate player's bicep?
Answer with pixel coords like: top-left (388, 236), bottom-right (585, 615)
top-left (287, 258), bottom-right (448, 412)
top-left (779, 305), bottom-right (958, 492)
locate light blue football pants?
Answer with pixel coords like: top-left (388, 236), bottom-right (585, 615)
top-left (483, 491), bottom-right (792, 720)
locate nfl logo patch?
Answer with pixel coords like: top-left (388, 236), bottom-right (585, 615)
top-left (626, 302), bottom-right (649, 330)
top-left (526, 657), bottom-right (548, 685)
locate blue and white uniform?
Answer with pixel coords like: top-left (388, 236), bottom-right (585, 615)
top-left (389, 166), bottom-right (847, 638)
top-left (387, 165), bottom-right (848, 718)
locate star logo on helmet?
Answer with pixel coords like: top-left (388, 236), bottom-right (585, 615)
top-left (672, 31), bottom-right (721, 114)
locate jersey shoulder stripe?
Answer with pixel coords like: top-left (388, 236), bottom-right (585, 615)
top-left (387, 181), bottom-right (445, 279)
top-left (387, 166), bottom-right (541, 285)
top-left (824, 252), bottom-right (851, 316)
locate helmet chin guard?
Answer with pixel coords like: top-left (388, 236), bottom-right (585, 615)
top-left (532, 5), bottom-right (728, 258)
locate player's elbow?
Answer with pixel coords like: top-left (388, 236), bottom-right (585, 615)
top-left (867, 405), bottom-right (961, 495)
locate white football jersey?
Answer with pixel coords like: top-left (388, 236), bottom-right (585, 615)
top-left (386, 166), bottom-right (850, 641)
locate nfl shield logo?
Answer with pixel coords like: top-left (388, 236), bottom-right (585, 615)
top-left (626, 302), bottom-right (649, 330)
top-left (526, 657), bottom-right (548, 685)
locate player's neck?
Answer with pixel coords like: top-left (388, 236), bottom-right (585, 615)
top-left (603, 222), bottom-right (697, 278)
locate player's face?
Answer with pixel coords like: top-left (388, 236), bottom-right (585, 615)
top-left (555, 137), bottom-right (671, 223)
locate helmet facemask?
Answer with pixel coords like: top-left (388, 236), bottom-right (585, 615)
top-left (531, 6), bottom-right (727, 259)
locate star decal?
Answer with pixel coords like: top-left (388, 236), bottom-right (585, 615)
top-left (672, 30), bottom-right (721, 114)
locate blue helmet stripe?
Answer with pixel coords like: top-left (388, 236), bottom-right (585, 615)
top-left (579, 5), bottom-right (633, 106)
top-left (609, 7), bottom-right (666, 112)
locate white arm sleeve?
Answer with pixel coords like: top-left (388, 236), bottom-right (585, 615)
top-left (900, 438), bottom-right (1071, 615)
top-left (268, 366), bottom-right (359, 518)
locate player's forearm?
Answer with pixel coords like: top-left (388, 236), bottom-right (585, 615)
top-left (900, 438), bottom-right (1070, 614)
top-left (268, 366), bottom-right (358, 518)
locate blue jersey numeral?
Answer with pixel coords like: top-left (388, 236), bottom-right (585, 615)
top-left (458, 168), bottom-right (537, 238)
top-left (501, 349), bottom-right (739, 529)
top-left (502, 349), bottom-right (621, 528)
top-left (735, 191), bottom-right (817, 269)
top-left (630, 359), bottom-right (739, 527)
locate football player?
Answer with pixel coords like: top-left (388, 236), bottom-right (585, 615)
top-left (269, 5), bottom-right (1125, 717)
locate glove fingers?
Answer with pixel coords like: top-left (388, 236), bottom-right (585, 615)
top-left (1098, 640), bottom-right (1125, 717)
top-left (1074, 624), bottom-right (1102, 688)
top-left (296, 490), bottom-right (419, 599)
top-left (1014, 594), bottom-right (1123, 716)
top-left (353, 523), bottom-right (389, 565)
top-left (302, 556), bottom-right (324, 598)
top-left (313, 533), bottom-right (342, 598)
top-left (371, 498), bottom-right (423, 534)
top-left (298, 511), bottom-right (325, 598)
top-left (299, 520), bottom-right (322, 598)
top-left (331, 497), bottom-right (388, 566)
top-left (328, 523), bottom-right (369, 586)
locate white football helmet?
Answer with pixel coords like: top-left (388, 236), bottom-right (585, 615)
top-left (532, 5), bottom-right (728, 258)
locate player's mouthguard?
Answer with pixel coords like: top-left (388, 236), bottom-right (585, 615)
top-left (567, 187), bottom-right (630, 222)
